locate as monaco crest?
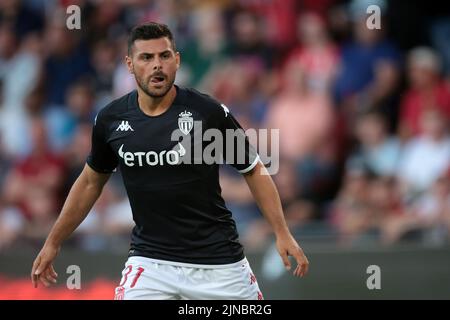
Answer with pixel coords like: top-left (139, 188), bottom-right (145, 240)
top-left (178, 110), bottom-right (193, 135)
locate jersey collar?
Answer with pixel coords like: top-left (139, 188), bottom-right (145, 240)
top-left (129, 85), bottom-right (186, 116)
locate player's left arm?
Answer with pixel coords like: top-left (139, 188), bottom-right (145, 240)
top-left (243, 161), bottom-right (309, 277)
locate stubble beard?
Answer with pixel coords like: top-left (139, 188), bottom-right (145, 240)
top-left (135, 72), bottom-right (175, 98)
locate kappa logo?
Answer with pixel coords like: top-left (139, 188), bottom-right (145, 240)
top-left (178, 111), bottom-right (193, 135)
top-left (221, 104), bottom-right (229, 117)
top-left (257, 291), bottom-right (264, 300)
top-left (116, 121), bottom-right (134, 132)
top-left (114, 286), bottom-right (125, 300)
top-left (250, 273), bottom-right (257, 285)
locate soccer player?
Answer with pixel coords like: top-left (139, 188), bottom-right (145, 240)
top-left (31, 22), bottom-right (309, 300)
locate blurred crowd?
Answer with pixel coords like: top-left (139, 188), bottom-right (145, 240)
top-left (0, 0), bottom-right (450, 252)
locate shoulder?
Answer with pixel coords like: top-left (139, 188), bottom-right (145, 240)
top-left (95, 91), bottom-right (135, 123)
top-left (181, 87), bottom-right (230, 119)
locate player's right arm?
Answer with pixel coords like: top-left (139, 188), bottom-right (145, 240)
top-left (31, 164), bottom-right (111, 288)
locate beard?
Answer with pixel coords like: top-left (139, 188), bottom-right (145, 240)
top-left (134, 71), bottom-right (175, 98)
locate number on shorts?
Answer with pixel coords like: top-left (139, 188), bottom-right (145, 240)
top-left (130, 267), bottom-right (144, 288)
top-left (119, 265), bottom-right (145, 288)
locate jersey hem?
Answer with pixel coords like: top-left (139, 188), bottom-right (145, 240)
top-left (127, 255), bottom-right (248, 269)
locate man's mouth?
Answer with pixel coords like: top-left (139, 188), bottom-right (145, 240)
top-left (150, 75), bottom-right (166, 84)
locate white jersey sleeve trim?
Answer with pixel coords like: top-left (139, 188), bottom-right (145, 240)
top-left (238, 155), bottom-right (260, 174)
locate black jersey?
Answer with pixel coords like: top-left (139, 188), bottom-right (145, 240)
top-left (86, 86), bottom-right (259, 264)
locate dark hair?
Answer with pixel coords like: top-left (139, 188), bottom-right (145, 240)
top-left (128, 22), bottom-right (176, 55)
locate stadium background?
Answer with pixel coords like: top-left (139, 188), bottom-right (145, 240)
top-left (0, 0), bottom-right (450, 299)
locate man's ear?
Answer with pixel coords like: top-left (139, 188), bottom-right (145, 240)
top-left (125, 55), bottom-right (134, 74)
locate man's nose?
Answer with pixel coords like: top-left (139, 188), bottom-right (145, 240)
top-left (153, 57), bottom-right (162, 70)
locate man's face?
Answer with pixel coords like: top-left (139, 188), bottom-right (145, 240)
top-left (126, 37), bottom-right (180, 98)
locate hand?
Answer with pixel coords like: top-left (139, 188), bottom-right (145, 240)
top-left (31, 244), bottom-right (60, 288)
top-left (276, 234), bottom-right (309, 277)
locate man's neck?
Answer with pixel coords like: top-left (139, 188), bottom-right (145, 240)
top-left (137, 85), bottom-right (177, 117)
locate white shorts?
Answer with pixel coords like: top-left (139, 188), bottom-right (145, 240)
top-left (114, 256), bottom-right (263, 300)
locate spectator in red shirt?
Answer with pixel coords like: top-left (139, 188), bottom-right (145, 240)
top-left (285, 12), bottom-right (339, 95)
top-left (399, 47), bottom-right (450, 140)
top-left (2, 117), bottom-right (66, 239)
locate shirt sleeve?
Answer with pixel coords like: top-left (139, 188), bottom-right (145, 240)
top-left (217, 104), bottom-right (259, 174)
top-left (86, 112), bottom-right (118, 173)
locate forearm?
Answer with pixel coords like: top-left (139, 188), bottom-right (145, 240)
top-left (243, 162), bottom-right (290, 237)
top-left (44, 166), bottom-right (108, 247)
